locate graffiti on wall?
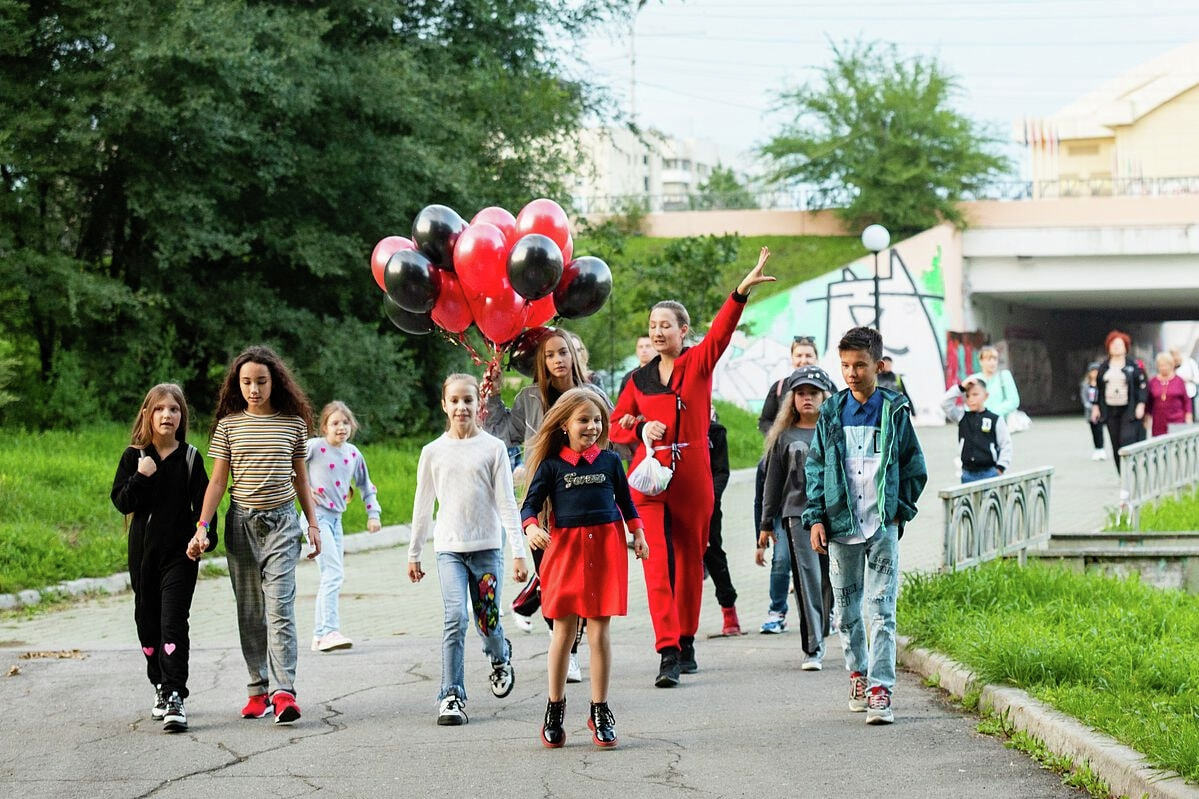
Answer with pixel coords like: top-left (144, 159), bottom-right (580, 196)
top-left (713, 229), bottom-right (952, 425)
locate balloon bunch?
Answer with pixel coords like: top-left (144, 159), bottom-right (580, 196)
top-left (371, 199), bottom-right (612, 347)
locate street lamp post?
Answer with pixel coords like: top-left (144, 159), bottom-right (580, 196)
top-left (861, 224), bottom-right (890, 334)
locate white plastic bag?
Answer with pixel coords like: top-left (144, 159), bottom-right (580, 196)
top-left (628, 427), bottom-right (674, 496)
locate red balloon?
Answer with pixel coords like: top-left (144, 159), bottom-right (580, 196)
top-left (561, 233), bottom-right (574, 265)
top-left (454, 223), bottom-right (509, 298)
top-left (470, 207), bottom-right (518, 248)
top-left (370, 236), bottom-right (415, 291)
top-left (515, 198), bottom-right (571, 255)
top-left (526, 293), bottom-right (556, 327)
top-left (431, 270), bottom-right (473, 334)
top-left (468, 287), bottom-right (529, 345)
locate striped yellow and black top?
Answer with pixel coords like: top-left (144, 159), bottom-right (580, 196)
top-left (209, 412), bottom-right (308, 510)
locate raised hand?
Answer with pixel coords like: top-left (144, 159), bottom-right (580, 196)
top-left (736, 246), bottom-right (776, 296)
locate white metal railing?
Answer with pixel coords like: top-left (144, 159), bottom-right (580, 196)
top-left (940, 467), bottom-right (1053, 571)
top-left (1117, 427), bottom-right (1199, 529)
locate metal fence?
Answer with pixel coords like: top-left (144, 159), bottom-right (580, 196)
top-left (1117, 427), bottom-right (1199, 529)
top-left (574, 175), bottom-right (1199, 215)
top-left (940, 467), bottom-right (1054, 571)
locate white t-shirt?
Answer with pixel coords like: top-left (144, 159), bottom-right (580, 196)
top-left (409, 430), bottom-right (526, 562)
top-left (1176, 357), bottom-right (1199, 399)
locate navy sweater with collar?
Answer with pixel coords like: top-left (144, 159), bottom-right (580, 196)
top-left (521, 449), bottom-right (642, 529)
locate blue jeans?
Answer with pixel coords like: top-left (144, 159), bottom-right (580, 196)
top-left (312, 510), bottom-right (345, 638)
top-left (436, 550), bottom-right (510, 701)
top-left (829, 524), bottom-right (899, 692)
top-left (961, 467), bottom-right (1000, 484)
top-left (768, 518), bottom-right (790, 615)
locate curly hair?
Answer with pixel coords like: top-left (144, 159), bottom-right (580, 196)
top-left (211, 345), bottom-right (313, 435)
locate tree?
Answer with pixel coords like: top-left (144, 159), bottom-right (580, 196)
top-left (0, 0), bottom-right (624, 435)
top-left (690, 164), bottom-right (758, 210)
top-left (760, 41), bottom-right (1010, 236)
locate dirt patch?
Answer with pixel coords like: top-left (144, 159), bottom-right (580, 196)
top-left (18, 649), bottom-right (87, 660)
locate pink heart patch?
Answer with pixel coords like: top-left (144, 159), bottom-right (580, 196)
top-left (320, 447), bottom-right (326, 453)
top-left (164, 643), bottom-right (176, 656)
top-left (335, 480), bottom-right (341, 487)
top-left (142, 646), bottom-right (155, 657)
top-left (329, 463), bottom-right (335, 470)
top-left (352, 452), bottom-right (357, 458)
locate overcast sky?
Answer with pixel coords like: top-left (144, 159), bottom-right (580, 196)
top-left (571, 0), bottom-right (1199, 177)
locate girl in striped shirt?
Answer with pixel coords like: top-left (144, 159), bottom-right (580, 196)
top-left (191, 346), bottom-right (321, 725)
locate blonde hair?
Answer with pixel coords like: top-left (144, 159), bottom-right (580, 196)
top-left (764, 384), bottom-right (827, 454)
top-left (1156, 352), bottom-right (1174, 370)
top-left (442, 373), bottom-right (481, 431)
top-left (520, 388), bottom-right (610, 519)
top-left (979, 346), bottom-right (999, 361)
top-left (318, 401), bottom-right (359, 439)
top-left (130, 383), bottom-right (189, 448)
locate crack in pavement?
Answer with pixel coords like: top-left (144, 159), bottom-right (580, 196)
top-left (626, 734), bottom-right (704, 794)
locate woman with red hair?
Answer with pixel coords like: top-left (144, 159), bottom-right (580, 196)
top-left (1092, 330), bottom-right (1148, 474)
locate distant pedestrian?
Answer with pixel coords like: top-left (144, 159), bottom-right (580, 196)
top-left (940, 377), bottom-right (1012, 483)
top-left (306, 401), bottom-right (382, 654)
top-left (1093, 330), bottom-right (1148, 475)
top-left (971, 346), bottom-right (1027, 432)
top-left (191, 346), bottom-right (321, 726)
top-left (759, 366), bottom-right (835, 671)
top-left (1145, 352), bottom-right (1193, 437)
top-left (618, 335), bottom-right (656, 395)
top-left (521, 388), bottom-right (649, 748)
top-left (1170, 347), bottom-right (1199, 417)
top-left (112, 383), bottom-right (213, 733)
top-left (876, 356), bottom-right (912, 410)
top-left (1081, 363), bottom-right (1106, 460)
top-left (804, 327), bottom-right (927, 725)
top-left (753, 334), bottom-right (819, 636)
top-left (409, 373), bottom-right (528, 726)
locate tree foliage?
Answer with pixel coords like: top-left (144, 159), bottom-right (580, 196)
top-left (690, 164), bottom-right (758, 211)
top-left (760, 41), bottom-right (1010, 236)
top-left (0, 0), bottom-right (620, 437)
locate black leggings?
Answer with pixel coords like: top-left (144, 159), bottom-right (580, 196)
top-left (131, 550), bottom-right (198, 697)
top-left (1104, 407), bottom-right (1144, 474)
top-left (703, 494), bottom-right (737, 609)
top-left (1089, 421), bottom-right (1105, 450)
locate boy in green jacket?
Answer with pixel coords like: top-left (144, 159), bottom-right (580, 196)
top-left (803, 327), bottom-right (927, 724)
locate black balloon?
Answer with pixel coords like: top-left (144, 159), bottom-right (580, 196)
top-left (384, 249), bottom-right (440, 313)
top-left (506, 233), bottom-right (564, 301)
top-left (507, 326), bottom-right (557, 377)
top-left (412, 204), bottom-right (466, 270)
top-left (553, 256), bottom-right (612, 319)
top-left (383, 294), bottom-right (433, 335)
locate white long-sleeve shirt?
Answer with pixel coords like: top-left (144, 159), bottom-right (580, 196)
top-left (409, 430), bottom-right (526, 562)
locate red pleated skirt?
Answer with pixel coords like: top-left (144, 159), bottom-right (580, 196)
top-left (540, 521), bottom-right (629, 619)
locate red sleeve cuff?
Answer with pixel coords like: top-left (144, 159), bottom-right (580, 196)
top-left (522, 516), bottom-right (540, 530)
top-left (626, 518), bottom-right (644, 533)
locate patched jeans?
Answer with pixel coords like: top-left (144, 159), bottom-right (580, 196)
top-left (436, 549), bottom-right (510, 702)
top-left (829, 523), bottom-right (899, 692)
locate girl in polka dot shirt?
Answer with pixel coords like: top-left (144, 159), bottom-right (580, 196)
top-left (305, 401), bottom-right (382, 653)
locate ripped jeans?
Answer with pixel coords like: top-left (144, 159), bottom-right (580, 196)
top-left (828, 524), bottom-right (899, 692)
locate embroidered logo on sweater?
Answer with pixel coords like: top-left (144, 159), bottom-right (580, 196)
top-left (564, 472), bottom-right (608, 489)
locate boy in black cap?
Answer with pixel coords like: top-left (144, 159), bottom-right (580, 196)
top-left (759, 365), bottom-right (835, 670)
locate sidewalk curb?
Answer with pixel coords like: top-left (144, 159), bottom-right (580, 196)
top-left (0, 524), bottom-right (415, 610)
top-left (897, 636), bottom-right (1198, 799)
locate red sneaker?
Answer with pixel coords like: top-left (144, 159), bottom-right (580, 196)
top-left (721, 606), bottom-right (742, 636)
top-left (272, 690), bottom-right (301, 725)
top-left (241, 693), bottom-right (272, 719)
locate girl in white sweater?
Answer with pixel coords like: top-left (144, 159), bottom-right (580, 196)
top-left (409, 373), bottom-right (529, 726)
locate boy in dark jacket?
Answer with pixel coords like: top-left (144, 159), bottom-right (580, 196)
top-left (803, 327), bottom-right (927, 725)
top-left (940, 377), bottom-right (1012, 483)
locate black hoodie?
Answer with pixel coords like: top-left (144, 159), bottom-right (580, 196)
top-left (111, 442), bottom-right (215, 560)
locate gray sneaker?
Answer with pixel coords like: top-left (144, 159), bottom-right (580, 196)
top-left (865, 687), bottom-right (894, 724)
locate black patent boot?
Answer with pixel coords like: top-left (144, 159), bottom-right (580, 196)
top-left (679, 636), bottom-right (698, 674)
top-left (655, 647), bottom-right (680, 688)
top-left (541, 698), bottom-right (566, 748)
top-left (589, 701), bottom-right (618, 747)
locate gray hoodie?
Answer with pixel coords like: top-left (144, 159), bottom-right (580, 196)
top-left (484, 383), bottom-right (613, 453)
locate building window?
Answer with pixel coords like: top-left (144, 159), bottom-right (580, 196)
top-left (643, 155), bottom-right (649, 165)
top-left (1068, 144), bottom-right (1099, 156)
top-left (643, 177), bottom-right (650, 191)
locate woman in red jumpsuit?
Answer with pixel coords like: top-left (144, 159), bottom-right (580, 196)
top-left (611, 247), bottom-right (774, 687)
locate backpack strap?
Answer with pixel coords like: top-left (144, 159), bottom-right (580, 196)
top-left (185, 444), bottom-right (196, 482)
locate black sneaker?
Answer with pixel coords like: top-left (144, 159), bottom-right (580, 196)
top-left (655, 648), bottom-right (680, 688)
top-left (151, 684), bottom-right (168, 720)
top-left (541, 698), bottom-right (566, 748)
top-left (588, 701), bottom-right (617, 747)
top-left (162, 691), bottom-right (187, 733)
top-left (679, 636), bottom-right (697, 674)
top-left (489, 638), bottom-right (515, 698)
top-left (437, 694), bottom-right (468, 726)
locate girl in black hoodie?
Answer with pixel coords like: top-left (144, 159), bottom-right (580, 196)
top-left (111, 383), bottom-right (213, 733)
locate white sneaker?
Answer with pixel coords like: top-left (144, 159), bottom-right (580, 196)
top-left (1092, 449), bottom-right (1106, 461)
top-left (512, 613), bottom-right (534, 633)
top-left (437, 695), bottom-right (468, 726)
top-left (801, 649), bottom-right (824, 671)
top-left (315, 631), bottom-right (353, 652)
top-left (759, 611), bottom-right (786, 634)
top-left (566, 653), bottom-right (582, 683)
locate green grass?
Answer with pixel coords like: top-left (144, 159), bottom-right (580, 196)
top-left (715, 400), bottom-right (763, 470)
top-left (899, 560), bottom-right (1199, 783)
top-left (1106, 488), bottom-right (1199, 531)
top-left (0, 424), bottom-right (421, 595)
top-left (976, 712), bottom-right (1113, 799)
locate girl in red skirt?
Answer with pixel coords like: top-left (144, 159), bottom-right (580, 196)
top-left (521, 389), bottom-right (649, 748)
